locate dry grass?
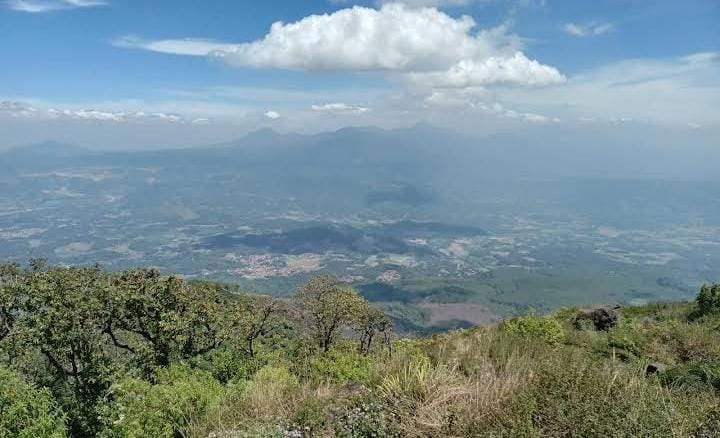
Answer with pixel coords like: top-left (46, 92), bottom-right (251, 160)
top-left (377, 330), bottom-right (541, 437)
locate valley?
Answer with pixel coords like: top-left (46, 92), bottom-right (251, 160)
top-left (2, 129), bottom-right (718, 332)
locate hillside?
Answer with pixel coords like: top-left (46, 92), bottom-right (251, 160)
top-left (1, 262), bottom-right (719, 437)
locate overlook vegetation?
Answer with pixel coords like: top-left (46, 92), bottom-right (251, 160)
top-left (1, 261), bottom-right (719, 437)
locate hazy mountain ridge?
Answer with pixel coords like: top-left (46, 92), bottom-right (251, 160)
top-left (4, 123), bottom-right (718, 181)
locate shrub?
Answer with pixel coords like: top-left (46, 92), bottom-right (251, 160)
top-left (101, 366), bottom-right (223, 438)
top-left (502, 315), bottom-right (565, 345)
top-left (290, 398), bottom-right (331, 435)
top-left (606, 326), bottom-right (646, 358)
top-left (697, 284), bottom-right (720, 316)
top-left (203, 346), bottom-right (264, 383)
top-left (660, 361), bottom-right (720, 393)
top-left (0, 367), bottom-right (67, 438)
top-left (333, 396), bottom-right (400, 438)
top-left (307, 347), bottom-right (376, 384)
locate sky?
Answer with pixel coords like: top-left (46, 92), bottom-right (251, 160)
top-left (0, 0), bottom-right (718, 149)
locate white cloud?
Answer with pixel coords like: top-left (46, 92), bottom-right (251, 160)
top-left (405, 51), bottom-right (565, 89)
top-left (214, 4), bottom-right (520, 73)
top-left (7, 0), bottom-right (106, 13)
top-left (563, 21), bottom-right (614, 37)
top-left (112, 36), bottom-right (237, 57)
top-left (375, 0), bottom-right (488, 6)
top-left (311, 103), bottom-right (370, 113)
top-left (500, 51), bottom-right (720, 126)
top-left (1, 100), bottom-right (186, 123)
top-left (118, 4), bottom-right (562, 91)
top-left (264, 111), bottom-right (281, 120)
top-left (373, 0), bottom-right (545, 7)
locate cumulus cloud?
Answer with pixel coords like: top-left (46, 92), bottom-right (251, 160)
top-left (214, 4), bottom-right (526, 73)
top-left (563, 21), bottom-right (614, 37)
top-left (7, 0), bottom-right (106, 13)
top-left (406, 51), bottom-right (565, 89)
top-left (117, 4), bottom-right (562, 91)
top-left (311, 103), bottom-right (370, 113)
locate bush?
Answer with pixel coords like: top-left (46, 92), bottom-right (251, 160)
top-left (333, 396), bottom-right (400, 438)
top-left (0, 367), bottom-right (67, 438)
top-left (307, 347), bottom-right (376, 384)
top-left (606, 326), bottom-right (646, 358)
top-left (101, 366), bottom-right (223, 438)
top-left (697, 284), bottom-right (720, 316)
top-left (660, 361), bottom-right (720, 393)
top-left (502, 315), bottom-right (565, 345)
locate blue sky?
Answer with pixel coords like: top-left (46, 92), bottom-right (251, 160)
top-left (1, 0), bottom-right (718, 148)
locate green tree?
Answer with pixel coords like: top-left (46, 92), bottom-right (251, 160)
top-left (220, 294), bottom-right (281, 358)
top-left (0, 263), bottom-right (114, 436)
top-left (295, 276), bottom-right (365, 352)
top-left (353, 303), bottom-right (392, 355)
top-left (104, 269), bottom-right (222, 370)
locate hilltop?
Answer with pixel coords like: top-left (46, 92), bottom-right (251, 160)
top-left (1, 262), bottom-right (719, 437)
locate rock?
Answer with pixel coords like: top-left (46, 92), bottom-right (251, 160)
top-left (646, 362), bottom-right (667, 375)
top-left (343, 380), bottom-right (368, 395)
top-left (573, 307), bottom-right (619, 331)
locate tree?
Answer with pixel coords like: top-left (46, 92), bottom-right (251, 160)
top-left (353, 304), bottom-right (393, 355)
top-left (0, 264), bottom-right (115, 436)
top-left (221, 294), bottom-right (280, 357)
top-left (104, 269), bottom-right (223, 370)
top-left (295, 276), bottom-right (365, 352)
top-left (0, 262), bottom-right (21, 342)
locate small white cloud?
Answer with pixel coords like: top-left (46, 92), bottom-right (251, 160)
top-left (264, 111), bottom-right (281, 120)
top-left (7, 0), bottom-right (106, 13)
top-left (1, 101), bottom-right (187, 123)
top-left (311, 103), bottom-right (370, 113)
top-left (563, 21), bottom-right (615, 37)
top-left (113, 36), bottom-right (236, 57)
top-left (680, 52), bottom-right (719, 64)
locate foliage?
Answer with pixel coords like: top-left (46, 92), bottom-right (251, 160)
top-left (502, 314), bottom-right (565, 345)
top-left (1, 264), bottom-right (719, 437)
top-left (307, 346), bottom-right (377, 383)
top-left (0, 262), bottom-right (287, 436)
top-left (333, 396), bottom-right (400, 438)
top-left (295, 275), bottom-right (377, 352)
top-left (660, 361), bottom-right (720, 393)
top-left (696, 283), bottom-right (720, 316)
top-left (100, 366), bottom-right (222, 438)
top-left (0, 366), bottom-right (66, 438)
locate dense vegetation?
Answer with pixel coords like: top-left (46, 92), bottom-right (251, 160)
top-left (1, 261), bottom-right (719, 437)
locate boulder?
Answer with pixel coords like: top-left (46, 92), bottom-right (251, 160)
top-left (574, 306), bottom-right (619, 331)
